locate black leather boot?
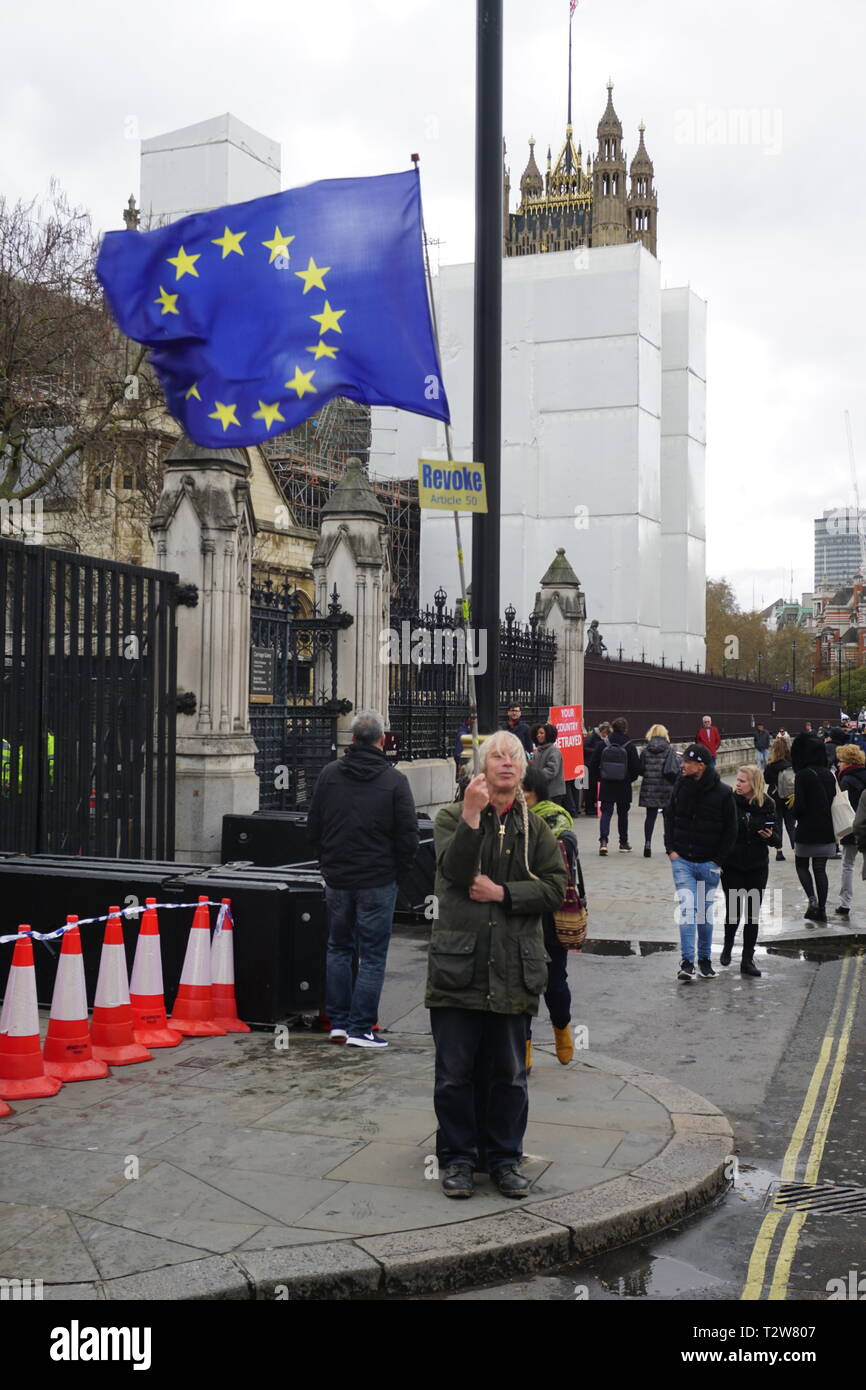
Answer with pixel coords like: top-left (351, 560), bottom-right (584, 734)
top-left (719, 927), bottom-right (736, 968)
top-left (741, 925), bottom-right (761, 975)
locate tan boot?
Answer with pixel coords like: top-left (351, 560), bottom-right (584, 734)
top-left (553, 1024), bottom-right (574, 1065)
top-left (525, 1039), bottom-right (532, 1074)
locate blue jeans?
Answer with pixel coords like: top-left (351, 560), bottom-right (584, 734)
top-left (325, 883), bottom-right (398, 1036)
top-left (755, 749), bottom-right (769, 771)
top-left (670, 857), bottom-right (722, 963)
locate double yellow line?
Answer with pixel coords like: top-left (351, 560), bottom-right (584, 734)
top-left (741, 951), bottom-right (864, 1301)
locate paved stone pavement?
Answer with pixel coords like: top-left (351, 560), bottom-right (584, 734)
top-left (0, 936), bottom-right (731, 1300)
top-left (4, 802), bottom-right (854, 1300)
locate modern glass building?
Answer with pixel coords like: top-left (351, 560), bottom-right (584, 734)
top-left (814, 508), bottom-right (866, 590)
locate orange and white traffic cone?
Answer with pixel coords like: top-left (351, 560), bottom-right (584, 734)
top-left (211, 899), bottom-right (249, 1033)
top-left (0, 925), bottom-right (63, 1100)
top-left (43, 917), bottom-right (110, 1082)
top-left (90, 907), bottom-right (152, 1066)
top-left (169, 897), bottom-right (226, 1037)
top-left (130, 900), bottom-right (183, 1048)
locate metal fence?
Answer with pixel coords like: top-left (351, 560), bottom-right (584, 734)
top-left (249, 579), bottom-right (353, 810)
top-left (584, 653), bottom-right (841, 740)
top-left (0, 537), bottom-right (177, 858)
top-left (388, 590), bottom-right (557, 760)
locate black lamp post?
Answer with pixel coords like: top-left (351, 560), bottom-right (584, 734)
top-left (471, 0), bottom-right (503, 733)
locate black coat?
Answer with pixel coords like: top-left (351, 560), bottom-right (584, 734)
top-left (663, 766), bottom-right (738, 863)
top-left (792, 766), bottom-right (836, 846)
top-left (307, 743), bottom-right (419, 888)
top-left (638, 735), bottom-right (676, 809)
top-left (765, 756), bottom-right (793, 811)
top-left (721, 792), bottom-right (781, 872)
top-left (590, 731), bottom-right (641, 806)
top-left (501, 717), bottom-right (534, 755)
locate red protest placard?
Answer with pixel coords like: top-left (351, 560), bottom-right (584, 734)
top-left (549, 704), bottom-right (584, 782)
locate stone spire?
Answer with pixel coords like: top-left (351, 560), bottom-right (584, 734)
top-left (520, 138), bottom-right (544, 200)
top-left (592, 80), bottom-right (628, 247)
top-left (628, 121), bottom-right (658, 255)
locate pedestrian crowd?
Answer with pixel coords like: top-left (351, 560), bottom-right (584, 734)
top-left (308, 703), bottom-right (865, 1202)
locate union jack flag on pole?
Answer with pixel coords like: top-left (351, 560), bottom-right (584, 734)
top-left (570, 0), bottom-right (577, 15)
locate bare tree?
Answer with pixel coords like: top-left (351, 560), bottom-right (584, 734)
top-left (0, 181), bottom-right (156, 506)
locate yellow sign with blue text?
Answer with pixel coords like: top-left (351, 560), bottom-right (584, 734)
top-left (418, 460), bottom-right (488, 513)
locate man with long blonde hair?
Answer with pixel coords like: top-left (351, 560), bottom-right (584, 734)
top-left (426, 730), bottom-right (566, 1199)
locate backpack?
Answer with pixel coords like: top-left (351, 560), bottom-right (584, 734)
top-left (599, 739), bottom-right (629, 782)
top-left (777, 767), bottom-right (795, 800)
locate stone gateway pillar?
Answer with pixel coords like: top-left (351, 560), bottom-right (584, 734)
top-left (533, 548), bottom-right (587, 710)
top-left (312, 459), bottom-right (390, 753)
top-left (150, 437), bottom-right (260, 862)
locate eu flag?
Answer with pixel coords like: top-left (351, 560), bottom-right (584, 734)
top-left (96, 169), bottom-right (449, 448)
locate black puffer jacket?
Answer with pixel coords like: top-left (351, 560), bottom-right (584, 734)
top-left (638, 735), bottom-right (676, 809)
top-left (791, 734), bottom-right (835, 846)
top-left (663, 766), bottom-right (738, 863)
top-left (721, 792), bottom-right (781, 872)
top-left (307, 743), bottom-right (419, 888)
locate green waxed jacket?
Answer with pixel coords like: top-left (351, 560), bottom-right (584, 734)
top-left (425, 801), bottom-right (568, 1015)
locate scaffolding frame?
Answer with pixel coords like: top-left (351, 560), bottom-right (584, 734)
top-left (264, 398), bottom-right (421, 605)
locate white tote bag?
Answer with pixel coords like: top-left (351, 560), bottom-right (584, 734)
top-left (831, 779), bottom-right (856, 843)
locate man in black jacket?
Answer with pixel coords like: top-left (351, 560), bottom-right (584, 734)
top-left (501, 704), bottom-right (534, 756)
top-left (307, 709), bottom-right (419, 1049)
top-left (663, 743), bottom-right (738, 982)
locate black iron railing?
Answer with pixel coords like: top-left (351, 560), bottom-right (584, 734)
top-left (388, 590), bottom-right (557, 760)
top-left (1, 538), bottom-right (177, 858)
top-left (249, 579), bottom-right (352, 810)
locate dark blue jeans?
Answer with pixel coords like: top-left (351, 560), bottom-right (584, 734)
top-left (430, 1007), bottom-right (529, 1171)
top-left (325, 883), bottom-right (398, 1036)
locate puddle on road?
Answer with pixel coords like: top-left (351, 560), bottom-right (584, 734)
top-left (581, 939), bottom-right (678, 957)
top-left (582, 937), bottom-right (866, 963)
top-left (766, 940), bottom-right (866, 963)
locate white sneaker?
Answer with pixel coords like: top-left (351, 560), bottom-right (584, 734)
top-left (329, 1028), bottom-right (348, 1043)
top-left (346, 1032), bottom-right (388, 1049)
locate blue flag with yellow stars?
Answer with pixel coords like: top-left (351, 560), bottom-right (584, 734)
top-left (96, 168), bottom-right (449, 447)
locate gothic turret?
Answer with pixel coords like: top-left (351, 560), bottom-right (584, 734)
top-left (519, 138), bottom-right (544, 201)
top-left (592, 80), bottom-right (628, 247)
top-left (627, 122), bottom-right (657, 255)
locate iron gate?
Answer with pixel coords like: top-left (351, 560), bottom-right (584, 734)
top-left (0, 537), bottom-right (178, 858)
top-left (249, 579), bottom-right (353, 810)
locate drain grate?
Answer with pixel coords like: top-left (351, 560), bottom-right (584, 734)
top-left (765, 1181), bottom-right (866, 1215)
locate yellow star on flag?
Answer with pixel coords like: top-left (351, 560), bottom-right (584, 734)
top-left (252, 400), bottom-right (286, 431)
top-left (208, 401), bottom-right (241, 431)
top-left (166, 246), bottom-right (201, 280)
top-left (306, 341), bottom-right (339, 360)
top-left (211, 226), bottom-right (246, 258)
top-left (310, 300), bottom-right (346, 336)
top-left (262, 227), bottom-right (295, 264)
top-left (295, 257), bottom-right (330, 293)
top-left (154, 285), bottom-right (179, 316)
top-left (185, 383), bottom-right (201, 401)
top-left (285, 367), bottom-right (317, 399)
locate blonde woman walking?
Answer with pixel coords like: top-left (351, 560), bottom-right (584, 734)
top-left (718, 765), bottom-right (779, 976)
top-left (638, 723), bottom-right (679, 857)
top-left (835, 745), bottom-right (866, 917)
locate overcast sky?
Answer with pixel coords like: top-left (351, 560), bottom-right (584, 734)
top-left (3, 0), bottom-right (865, 614)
